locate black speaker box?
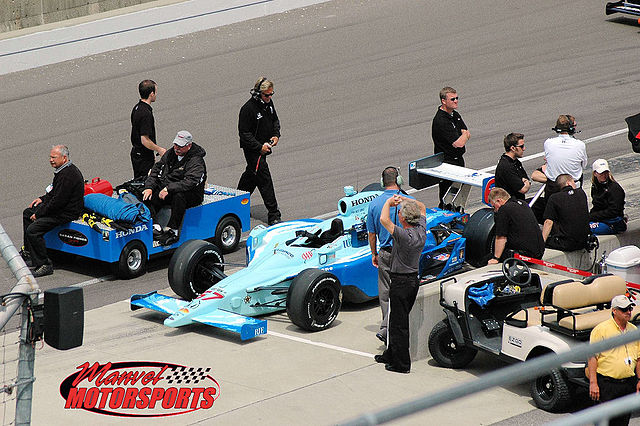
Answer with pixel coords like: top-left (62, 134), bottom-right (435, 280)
top-left (44, 287), bottom-right (84, 350)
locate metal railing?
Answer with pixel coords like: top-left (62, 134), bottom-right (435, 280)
top-left (0, 224), bottom-right (40, 425)
top-left (340, 327), bottom-right (640, 425)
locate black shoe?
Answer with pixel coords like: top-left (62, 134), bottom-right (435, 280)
top-left (157, 230), bottom-right (179, 246)
top-left (31, 264), bottom-right (53, 278)
top-left (268, 219), bottom-right (281, 226)
top-left (385, 364), bottom-right (410, 374)
top-left (376, 332), bottom-right (386, 343)
top-left (374, 354), bottom-right (390, 364)
top-left (19, 248), bottom-right (33, 267)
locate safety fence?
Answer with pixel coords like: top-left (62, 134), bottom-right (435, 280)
top-left (0, 224), bottom-right (40, 425)
top-left (339, 327), bottom-right (640, 425)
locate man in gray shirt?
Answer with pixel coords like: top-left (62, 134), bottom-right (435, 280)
top-left (374, 194), bottom-right (426, 373)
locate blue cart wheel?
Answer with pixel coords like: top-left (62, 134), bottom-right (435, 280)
top-left (115, 240), bottom-right (147, 279)
top-left (214, 216), bottom-right (241, 254)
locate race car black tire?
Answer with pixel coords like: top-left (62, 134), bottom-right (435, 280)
top-left (361, 182), bottom-right (384, 192)
top-left (214, 215), bottom-right (241, 254)
top-left (168, 239), bottom-right (225, 300)
top-left (463, 207), bottom-right (495, 267)
top-left (428, 319), bottom-right (477, 368)
top-left (286, 268), bottom-right (342, 332)
top-left (530, 368), bottom-right (571, 412)
top-left (115, 240), bottom-right (147, 279)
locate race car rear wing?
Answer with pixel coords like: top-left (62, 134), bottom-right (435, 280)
top-left (408, 153), bottom-right (495, 208)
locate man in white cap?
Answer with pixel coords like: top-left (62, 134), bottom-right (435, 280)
top-left (142, 130), bottom-right (207, 245)
top-left (588, 295), bottom-right (640, 426)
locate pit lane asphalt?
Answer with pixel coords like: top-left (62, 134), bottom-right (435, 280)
top-left (2, 0), bottom-right (640, 424)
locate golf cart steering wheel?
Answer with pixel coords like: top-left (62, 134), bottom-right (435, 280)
top-left (502, 257), bottom-right (532, 287)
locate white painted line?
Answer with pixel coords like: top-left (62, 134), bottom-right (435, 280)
top-left (268, 330), bottom-right (376, 358)
top-left (70, 275), bottom-right (113, 288)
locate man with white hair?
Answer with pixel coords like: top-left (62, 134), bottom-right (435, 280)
top-left (143, 130), bottom-right (207, 245)
top-left (588, 295), bottom-right (640, 426)
top-left (21, 145), bottom-right (84, 277)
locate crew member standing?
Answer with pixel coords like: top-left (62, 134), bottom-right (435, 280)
top-left (374, 195), bottom-right (426, 374)
top-left (130, 79), bottom-right (166, 179)
top-left (431, 86), bottom-right (470, 208)
top-left (588, 295), bottom-right (640, 426)
top-left (237, 77), bottom-right (282, 226)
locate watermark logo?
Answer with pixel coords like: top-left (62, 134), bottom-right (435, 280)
top-left (60, 361), bottom-right (220, 417)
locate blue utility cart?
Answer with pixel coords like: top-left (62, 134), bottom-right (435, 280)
top-left (43, 184), bottom-right (250, 278)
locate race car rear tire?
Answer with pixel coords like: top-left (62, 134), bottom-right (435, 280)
top-left (115, 240), bottom-right (147, 279)
top-left (361, 182), bottom-right (384, 192)
top-left (214, 215), bottom-right (241, 254)
top-left (530, 368), bottom-right (571, 412)
top-left (168, 239), bottom-right (225, 300)
top-left (287, 268), bottom-right (342, 331)
top-left (428, 319), bottom-right (477, 368)
top-left (463, 207), bottom-right (495, 267)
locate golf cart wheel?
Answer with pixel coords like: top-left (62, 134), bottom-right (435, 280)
top-left (214, 215), bottom-right (241, 254)
top-left (463, 207), bottom-right (495, 267)
top-left (428, 319), bottom-right (477, 368)
top-left (286, 268), bottom-right (342, 331)
top-left (530, 368), bottom-right (571, 412)
top-left (168, 239), bottom-right (225, 300)
top-left (115, 240), bottom-right (147, 279)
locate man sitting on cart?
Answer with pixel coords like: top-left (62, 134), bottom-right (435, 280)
top-left (142, 130), bottom-right (207, 246)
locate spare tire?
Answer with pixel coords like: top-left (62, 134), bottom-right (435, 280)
top-left (463, 208), bottom-right (495, 267)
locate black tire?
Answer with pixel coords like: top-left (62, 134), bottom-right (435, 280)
top-left (168, 239), bottom-right (225, 300)
top-left (428, 319), bottom-right (477, 368)
top-left (214, 216), bottom-right (241, 254)
top-left (530, 368), bottom-right (571, 412)
top-left (361, 182), bottom-right (384, 192)
top-left (115, 240), bottom-right (147, 279)
top-left (286, 268), bottom-right (342, 331)
top-left (463, 207), bottom-right (495, 267)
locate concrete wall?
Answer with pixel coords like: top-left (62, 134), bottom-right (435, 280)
top-left (0, 0), bottom-right (159, 32)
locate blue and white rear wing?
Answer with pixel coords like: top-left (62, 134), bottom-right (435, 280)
top-left (409, 153), bottom-right (495, 206)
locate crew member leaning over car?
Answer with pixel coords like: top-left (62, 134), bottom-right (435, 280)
top-left (142, 130), bottom-right (206, 246)
top-left (487, 187), bottom-right (544, 265)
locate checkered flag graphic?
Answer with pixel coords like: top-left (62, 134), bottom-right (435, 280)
top-left (163, 366), bottom-right (211, 385)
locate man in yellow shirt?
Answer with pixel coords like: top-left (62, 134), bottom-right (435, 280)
top-left (588, 295), bottom-right (640, 426)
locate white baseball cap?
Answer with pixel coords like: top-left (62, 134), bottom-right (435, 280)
top-left (592, 159), bottom-right (610, 174)
top-left (173, 130), bottom-right (193, 147)
top-left (611, 294), bottom-right (635, 310)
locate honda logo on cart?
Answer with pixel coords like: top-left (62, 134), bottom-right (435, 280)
top-left (508, 336), bottom-right (523, 348)
top-left (115, 224), bottom-right (148, 239)
top-left (60, 361), bottom-right (220, 418)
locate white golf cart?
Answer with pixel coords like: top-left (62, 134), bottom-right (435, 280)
top-left (428, 258), bottom-right (640, 411)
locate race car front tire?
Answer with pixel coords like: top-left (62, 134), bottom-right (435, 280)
top-left (114, 240), bottom-right (147, 279)
top-left (428, 319), bottom-right (477, 368)
top-left (169, 239), bottom-right (225, 300)
top-left (287, 268), bottom-right (342, 331)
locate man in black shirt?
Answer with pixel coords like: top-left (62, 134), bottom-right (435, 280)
top-left (431, 86), bottom-right (470, 208)
top-left (237, 77), bottom-right (282, 226)
top-left (542, 174), bottom-right (590, 251)
top-left (22, 145), bottom-right (84, 277)
top-left (130, 79), bottom-right (166, 179)
top-left (487, 188), bottom-right (544, 265)
top-left (495, 133), bottom-right (530, 200)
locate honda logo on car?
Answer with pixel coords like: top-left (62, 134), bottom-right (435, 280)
top-left (115, 224), bottom-right (148, 239)
top-left (60, 361), bottom-right (220, 417)
top-left (350, 194), bottom-right (378, 207)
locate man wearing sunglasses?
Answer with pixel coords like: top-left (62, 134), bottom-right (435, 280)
top-left (237, 77), bottom-right (282, 226)
top-left (495, 133), bottom-right (530, 200)
top-left (588, 295), bottom-right (640, 426)
top-left (431, 86), bottom-right (470, 208)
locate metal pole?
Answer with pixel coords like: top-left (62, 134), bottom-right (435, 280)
top-left (15, 298), bottom-right (35, 426)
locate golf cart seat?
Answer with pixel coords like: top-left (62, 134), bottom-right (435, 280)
top-left (541, 274), bottom-right (633, 338)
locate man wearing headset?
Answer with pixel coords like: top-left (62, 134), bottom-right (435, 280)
top-left (237, 77), bottom-right (282, 226)
top-left (366, 167), bottom-right (413, 343)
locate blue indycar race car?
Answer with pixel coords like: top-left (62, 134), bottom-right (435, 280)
top-left (131, 184), bottom-right (474, 340)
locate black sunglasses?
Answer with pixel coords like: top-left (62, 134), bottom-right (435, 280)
top-left (448, 96), bottom-right (459, 101)
top-left (618, 306), bottom-right (634, 312)
top-left (262, 92), bottom-right (274, 97)
top-left (515, 144), bottom-right (525, 149)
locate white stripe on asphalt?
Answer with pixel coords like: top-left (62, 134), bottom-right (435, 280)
top-left (70, 127), bottom-right (627, 288)
top-left (268, 330), bottom-right (375, 358)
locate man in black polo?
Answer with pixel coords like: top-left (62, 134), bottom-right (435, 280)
top-left (130, 79), bottom-right (166, 179)
top-left (542, 174), bottom-right (590, 251)
top-left (431, 86), bottom-right (470, 208)
top-left (487, 187), bottom-right (544, 265)
top-left (495, 133), bottom-right (530, 200)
